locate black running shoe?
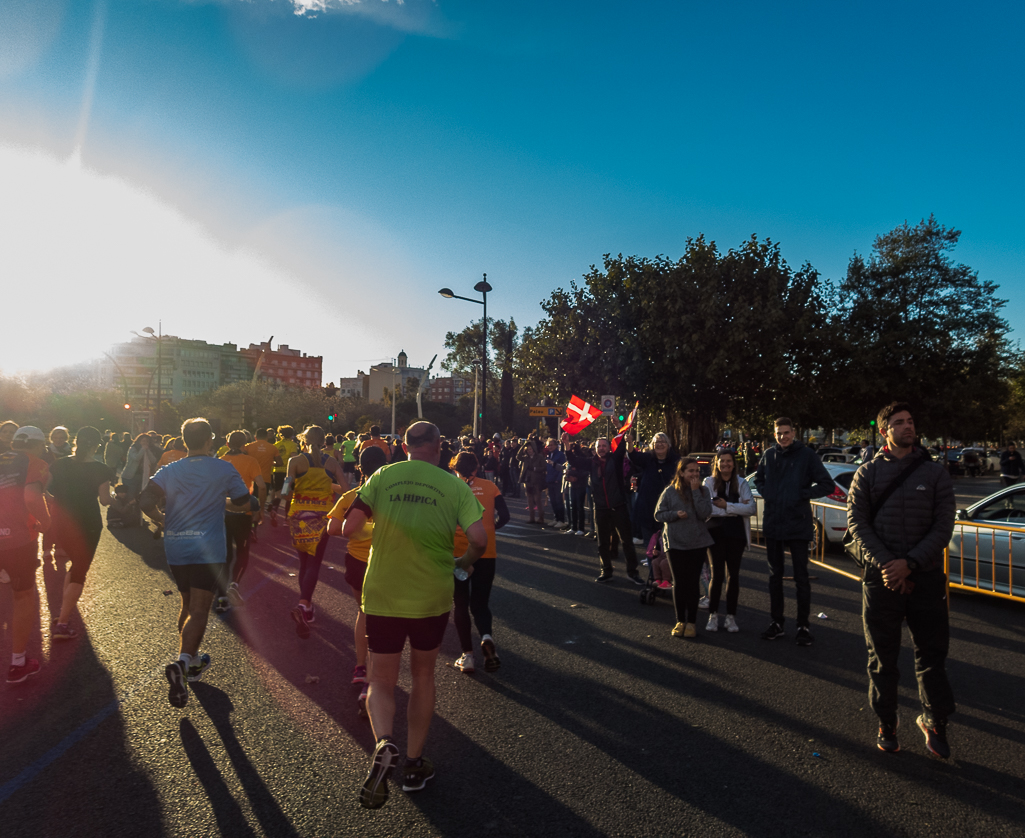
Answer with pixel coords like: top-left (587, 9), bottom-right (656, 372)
top-left (401, 756), bottom-right (435, 793)
top-left (166, 660), bottom-right (189, 708)
top-left (795, 626), bottom-right (814, 647)
top-left (916, 715), bottom-right (950, 759)
top-left (594, 573), bottom-right (613, 583)
top-left (627, 573), bottom-right (646, 586)
top-left (481, 636), bottom-right (501, 672)
top-left (291, 606), bottom-right (310, 639)
top-left (761, 621), bottom-right (784, 640)
top-left (877, 719), bottom-right (900, 753)
top-left (360, 739), bottom-right (400, 809)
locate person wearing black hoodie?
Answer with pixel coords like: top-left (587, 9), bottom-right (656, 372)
top-left (754, 417), bottom-right (832, 646)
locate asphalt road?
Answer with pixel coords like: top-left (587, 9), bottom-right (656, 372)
top-left (1, 485), bottom-right (1023, 838)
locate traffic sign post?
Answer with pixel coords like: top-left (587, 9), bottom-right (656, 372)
top-left (600, 395), bottom-right (616, 417)
top-left (529, 406), bottom-right (561, 417)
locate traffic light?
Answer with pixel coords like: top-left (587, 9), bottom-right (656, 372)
top-left (618, 413), bottom-right (626, 423)
top-left (869, 420), bottom-right (876, 427)
top-left (124, 403), bottom-right (131, 410)
top-left (327, 413), bottom-right (336, 422)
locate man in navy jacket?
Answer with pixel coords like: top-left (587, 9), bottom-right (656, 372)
top-left (754, 417), bottom-right (832, 646)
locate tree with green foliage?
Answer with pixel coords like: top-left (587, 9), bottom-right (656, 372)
top-left (518, 237), bottom-right (828, 451)
top-left (835, 215), bottom-right (1011, 441)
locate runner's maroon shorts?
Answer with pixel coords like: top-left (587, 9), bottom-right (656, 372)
top-left (365, 613), bottom-right (449, 654)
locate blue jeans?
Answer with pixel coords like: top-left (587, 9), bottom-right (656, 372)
top-left (765, 538), bottom-right (810, 627)
top-left (547, 480), bottom-right (566, 523)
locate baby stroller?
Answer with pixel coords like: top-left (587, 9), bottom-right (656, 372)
top-left (639, 533), bottom-right (668, 606)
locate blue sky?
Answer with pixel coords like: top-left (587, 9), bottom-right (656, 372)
top-left (1, 0), bottom-right (1022, 380)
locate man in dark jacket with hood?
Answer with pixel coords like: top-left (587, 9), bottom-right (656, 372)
top-left (754, 417), bottom-right (832, 646)
top-left (847, 401), bottom-right (955, 759)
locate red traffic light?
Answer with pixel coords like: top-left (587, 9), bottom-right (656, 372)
top-left (124, 403), bottom-right (131, 410)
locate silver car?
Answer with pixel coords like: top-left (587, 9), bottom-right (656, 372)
top-left (747, 463), bottom-right (858, 552)
top-left (949, 484), bottom-right (1025, 597)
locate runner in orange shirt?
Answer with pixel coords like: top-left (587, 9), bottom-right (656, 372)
top-left (155, 438), bottom-right (187, 470)
top-left (450, 451), bottom-right (510, 673)
top-left (245, 428), bottom-right (282, 539)
top-left (359, 425), bottom-right (392, 460)
top-left (217, 431), bottom-right (266, 612)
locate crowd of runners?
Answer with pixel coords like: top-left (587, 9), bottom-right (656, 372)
top-left (0, 403), bottom-right (959, 809)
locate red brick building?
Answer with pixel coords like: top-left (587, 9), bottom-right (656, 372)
top-left (425, 375), bottom-right (474, 405)
top-left (240, 342), bottom-right (323, 388)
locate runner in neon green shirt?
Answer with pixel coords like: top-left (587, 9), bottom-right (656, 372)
top-left (343, 422), bottom-right (486, 809)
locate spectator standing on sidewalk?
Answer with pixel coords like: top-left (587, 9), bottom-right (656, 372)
top-left (754, 417), bottom-right (833, 646)
top-left (544, 437), bottom-right (568, 529)
top-left (582, 437), bottom-right (642, 584)
top-left (628, 433), bottom-right (680, 548)
top-left (847, 401), bottom-right (956, 758)
top-left (999, 442), bottom-right (1024, 487)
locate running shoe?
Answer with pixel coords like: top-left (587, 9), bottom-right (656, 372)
top-left (632, 537), bottom-right (644, 546)
top-left (402, 757), bottom-right (435, 793)
top-left (481, 636), bottom-right (501, 672)
top-left (877, 719), bottom-right (900, 753)
top-left (724, 615), bottom-right (740, 633)
top-left (214, 597), bottom-right (230, 614)
top-left (291, 606), bottom-right (311, 639)
top-left (628, 573), bottom-right (645, 586)
top-left (698, 596), bottom-right (710, 610)
top-left (52, 622), bottom-right (79, 640)
top-left (657, 580), bottom-right (673, 590)
top-left (683, 623), bottom-right (697, 638)
top-left (227, 583), bottom-right (245, 607)
top-left (795, 627), bottom-right (814, 647)
top-left (7, 658), bottom-right (40, 684)
top-left (454, 652), bottom-right (475, 673)
top-left (706, 614), bottom-right (719, 632)
top-left (359, 738), bottom-right (400, 809)
top-left (166, 660), bottom-right (189, 708)
top-left (187, 653), bottom-right (212, 683)
top-left (671, 622), bottom-right (686, 638)
top-left (575, 530), bottom-right (585, 536)
top-left (594, 573), bottom-right (613, 583)
top-left (761, 621), bottom-right (785, 641)
top-left (352, 665), bottom-right (368, 685)
top-left (302, 604), bottom-right (316, 624)
top-left (357, 684), bottom-right (369, 717)
top-left (916, 715), bottom-right (950, 759)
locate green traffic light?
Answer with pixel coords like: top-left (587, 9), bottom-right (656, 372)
top-left (869, 420), bottom-right (876, 426)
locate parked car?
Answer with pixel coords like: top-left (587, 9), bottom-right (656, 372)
top-left (948, 484), bottom-right (1025, 597)
top-left (747, 463), bottom-right (857, 552)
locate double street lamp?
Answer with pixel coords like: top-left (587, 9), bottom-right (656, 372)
top-left (131, 323), bottom-right (165, 432)
top-left (439, 274), bottom-right (493, 438)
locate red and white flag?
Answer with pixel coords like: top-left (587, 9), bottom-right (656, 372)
top-left (610, 401), bottom-right (639, 452)
top-left (560, 395), bottom-right (602, 435)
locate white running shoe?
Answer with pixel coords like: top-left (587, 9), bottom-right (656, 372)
top-left (706, 614), bottom-right (719, 632)
top-left (454, 652), bottom-right (475, 673)
top-left (698, 596), bottom-right (710, 610)
top-left (632, 537), bottom-right (644, 545)
top-left (724, 615), bottom-right (740, 632)
top-left (575, 530), bottom-right (585, 536)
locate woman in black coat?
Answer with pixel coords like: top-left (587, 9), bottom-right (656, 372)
top-left (628, 432), bottom-right (680, 547)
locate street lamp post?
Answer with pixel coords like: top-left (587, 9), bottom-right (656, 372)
top-left (132, 322), bottom-right (164, 432)
top-left (439, 273), bottom-right (493, 439)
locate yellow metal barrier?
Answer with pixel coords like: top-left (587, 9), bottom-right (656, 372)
top-left (945, 519), bottom-right (1025, 602)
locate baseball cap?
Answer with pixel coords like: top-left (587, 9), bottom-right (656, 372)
top-left (14, 426), bottom-right (46, 443)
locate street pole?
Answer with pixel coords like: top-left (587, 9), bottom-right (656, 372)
top-left (156, 320), bottom-right (162, 433)
top-left (391, 360), bottom-right (397, 437)
top-left (481, 274), bottom-right (487, 440)
top-left (472, 365), bottom-right (480, 437)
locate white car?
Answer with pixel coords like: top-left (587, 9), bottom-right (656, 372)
top-left (949, 484), bottom-right (1025, 598)
top-left (747, 463), bottom-right (857, 552)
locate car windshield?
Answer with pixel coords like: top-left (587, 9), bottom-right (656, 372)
top-left (971, 490), bottom-right (1025, 524)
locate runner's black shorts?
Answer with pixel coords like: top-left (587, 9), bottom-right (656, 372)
top-left (273, 472), bottom-right (286, 491)
top-left (365, 612), bottom-right (449, 654)
top-left (170, 562), bottom-right (226, 594)
top-left (0, 542), bottom-right (41, 592)
top-left (344, 552), bottom-right (367, 599)
top-left (342, 461), bottom-right (356, 475)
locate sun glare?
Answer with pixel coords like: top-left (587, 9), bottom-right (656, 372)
top-left (0, 145), bottom-right (304, 376)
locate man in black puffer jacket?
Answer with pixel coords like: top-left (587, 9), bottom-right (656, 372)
top-left (848, 401), bottom-right (955, 759)
top-left (754, 417), bottom-right (833, 646)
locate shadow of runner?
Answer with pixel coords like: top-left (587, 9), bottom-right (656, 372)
top-left (180, 717), bottom-right (258, 838)
top-left (191, 683), bottom-right (301, 838)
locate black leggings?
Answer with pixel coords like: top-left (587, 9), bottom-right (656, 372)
top-left (299, 534), bottom-right (329, 602)
top-left (452, 558), bottom-right (496, 652)
top-left (708, 531), bottom-right (745, 615)
top-left (218, 513), bottom-right (251, 595)
top-left (668, 548), bottom-right (707, 625)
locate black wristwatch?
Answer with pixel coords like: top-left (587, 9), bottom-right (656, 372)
top-left (906, 558), bottom-right (920, 572)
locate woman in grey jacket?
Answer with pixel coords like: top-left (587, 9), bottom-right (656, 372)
top-left (655, 458), bottom-right (714, 639)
